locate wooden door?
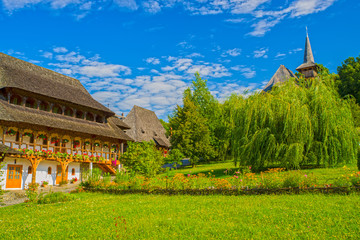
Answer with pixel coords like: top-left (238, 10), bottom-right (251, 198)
top-left (56, 165), bottom-right (68, 184)
top-left (6, 165), bottom-right (22, 188)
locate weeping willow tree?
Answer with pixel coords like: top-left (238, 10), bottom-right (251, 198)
top-left (229, 76), bottom-right (359, 171)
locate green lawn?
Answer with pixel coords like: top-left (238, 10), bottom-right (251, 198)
top-left (161, 161), bottom-right (358, 184)
top-left (1, 192), bottom-right (360, 239)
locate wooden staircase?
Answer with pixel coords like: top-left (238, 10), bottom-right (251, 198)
top-left (97, 163), bottom-right (117, 175)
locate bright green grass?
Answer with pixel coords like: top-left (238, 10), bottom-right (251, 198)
top-left (1, 192), bottom-right (360, 239)
top-left (161, 161), bottom-right (358, 184)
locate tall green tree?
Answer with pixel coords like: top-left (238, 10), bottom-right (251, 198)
top-left (229, 76), bottom-right (358, 171)
top-left (169, 88), bottom-right (215, 165)
top-left (337, 55), bottom-right (360, 102)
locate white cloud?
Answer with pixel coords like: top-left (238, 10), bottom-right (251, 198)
top-left (145, 57), bottom-right (160, 65)
top-left (210, 81), bottom-right (258, 101)
top-left (248, 17), bottom-right (283, 37)
top-left (275, 53), bottom-right (286, 58)
top-left (177, 41), bottom-right (194, 49)
top-left (78, 63), bottom-right (131, 77)
top-left (253, 48), bottom-right (268, 58)
top-left (42, 51), bottom-right (53, 59)
top-left (142, 0), bottom-right (161, 13)
top-left (231, 65), bottom-right (256, 79)
top-left (53, 47), bottom-right (68, 53)
top-left (289, 48), bottom-right (303, 54)
top-left (186, 53), bottom-right (204, 58)
top-left (224, 18), bottom-right (244, 23)
top-left (290, 0), bottom-right (336, 17)
top-left (249, 0), bottom-right (336, 36)
top-left (113, 0), bottom-right (138, 10)
top-left (222, 48), bottom-right (242, 57)
top-left (187, 63), bottom-right (231, 78)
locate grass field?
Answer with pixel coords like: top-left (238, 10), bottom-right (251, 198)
top-left (160, 161), bottom-right (358, 184)
top-left (1, 192), bottom-right (360, 239)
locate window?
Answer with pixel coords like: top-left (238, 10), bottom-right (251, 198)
top-left (48, 167), bottom-right (52, 175)
top-left (72, 168), bottom-right (75, 176)
top-left (28, 166), bottom-right (32, 174)
top-left (39, 101), bottom-right (50, 111)
top-left (52, 104), bottom-right (63, 114)
top-left (86, 113), bottom-right (94, 121)
top-left (96, 115), bottom-right (103, 123)
top-left (10, 95), bottom-right (22, 105)
top-left (25, 98), bottom-right (36, 108)
top-left (76, 110), bottom-right (84, 119)
top-left (64, 107), bottom-right (73, 117)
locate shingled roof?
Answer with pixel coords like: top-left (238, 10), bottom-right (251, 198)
top-left (296, 33), bottom-right (316, 71)
top-left (0, 52), bottom-right (113, 114)
top-left (0, 143), bottom-right (23, 155)
top-left (263, 65), bottom-right (297, 92)
top-left (123, 105), bottom-right (171, 148)
top-left (0, 98), bottom-right (133, 141)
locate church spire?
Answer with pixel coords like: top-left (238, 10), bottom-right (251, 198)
top-left (303, 28), bottom-right (315, 64)
top-left (296, 28), bottom-right (317, 78)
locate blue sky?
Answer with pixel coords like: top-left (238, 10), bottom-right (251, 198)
top-left (0, 0), bottom-right (359, 120)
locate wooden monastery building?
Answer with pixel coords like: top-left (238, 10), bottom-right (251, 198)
top-left (123, 105), bottom-right (171, 155)
top-left (263, 31), bottom-right (318, 92)
top-left (0, 52), bottom-right (132, 190)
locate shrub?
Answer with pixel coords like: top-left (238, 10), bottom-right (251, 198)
top-left (37, 192), bottom-right (75, 204)
top-left (25, 183), bottom-right (40, 202)
top-left (120, 141), bottom-right (164, 177)
top-left (165, 149), bottom-right (184, 167)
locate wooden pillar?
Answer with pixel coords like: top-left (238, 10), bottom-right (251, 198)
top-left (47, 132), bottom-right (50, 151)
top-left (2, 127), bottom-right (7, 144)
top-left (36, 100), bottom-right (41, 110)
top-left (30, 158), bottom-right (41, 184)
top-left (60, 161), bottom-right (70, 183)
top-left (33, 131), bottom-right (38, 150)
top-left (19, 129), bottom-right (24, 149)
top-left (120, 142), bottom-right (124, 154)
top-left (22, 96), bottom-right (27, 107)
top-left (7, 92), bottom-right (11, 103)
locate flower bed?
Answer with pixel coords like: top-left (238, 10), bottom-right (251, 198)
top-left (81, 168), bottom-right (360, 195)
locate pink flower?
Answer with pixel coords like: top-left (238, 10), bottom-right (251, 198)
top-left (304, 174), bottom-right (308, 178)
top-left (249, 166), bottom-right (252, 169)
top-left (187, 174), bottom-right (191, 177)
top-left (234, 175), bottom-right (238, 179)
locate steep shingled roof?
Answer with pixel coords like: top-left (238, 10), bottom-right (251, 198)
top-left (0, 99), bottom-right (133, 141)
top-left (0, 52), bottom-right (113, 114)
top-left (263, 65), bottom-right (297, 92)
top-left (296, 33), bottom-right (316, 71)
top-left (123, 105), bottom-right (171, 148)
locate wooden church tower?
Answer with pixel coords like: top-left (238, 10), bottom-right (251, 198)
top-left (296, 30), bottom-right (317, 78)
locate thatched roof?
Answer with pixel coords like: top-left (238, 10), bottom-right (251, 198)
top-left (0, 52), bottom-right (113, 114)
top-left (0, 143), bottom-right (23, 155)
top-left (109, 115), bottom-right (131, 130)
top-left (263, 65), bottom-right (297, 92)
top-left (123, 105), bottom-right (171, 148)
top-left (0, 99), bottom-right (133, 141)
top-left (296, 34), bottom-right (316, 71)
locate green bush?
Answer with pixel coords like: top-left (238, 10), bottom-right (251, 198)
top-left (37, 192), bottom-right (75, 204)
top-left (120, 141), bottom-right (164, 177)
top-left (164, 149), bottom-right (184, 167)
